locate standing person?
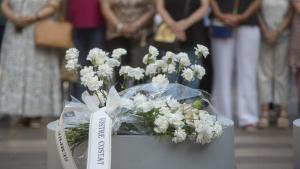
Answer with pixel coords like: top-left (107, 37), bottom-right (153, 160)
top-left (257, 0), bottom-right (293, 129)
top-left (101, 0), bottom-right (155, 68)
top-left (0, 0), bottom-right (61, 127)
top-left (211, 0), bottom-right (261, 131)
top-left (156, 0), bottom-right (209, 89)
top-left (289, 0), bottom-right (300, 117)
top-left (67, 0), bottom-right (106, 99)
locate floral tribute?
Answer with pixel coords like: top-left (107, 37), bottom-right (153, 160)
top-left (64, 44), bottom-right (223, 151)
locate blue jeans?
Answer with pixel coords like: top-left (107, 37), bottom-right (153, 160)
top-left (73, 27), bottom-right (106, 100)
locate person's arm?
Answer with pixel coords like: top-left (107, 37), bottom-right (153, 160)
top-left (275, 6), bottom-right (293, 35)
top-left (15, 0), bottom-right (60, 28)
top-left (175, 0), bottom-right (209, 31)
top-left (101, 0), bottom-right (134, 34)
top-left (1, 0), bottom-right (18, 24)
top-left (258, 5), bottom-right (293, 45)
top-left (155, 0), bottom-right (186, 41)
top-left (210, 0), bottom-right (238, 28)
top-left (101, 0), bottom-right (120, 29)
top-left (293, 0), bottom-right (300, 13)
top-left (257, 9), bottom-right (276, 44)
top-left (210, 0), bottom-right (224, 21)
top-left (257, 11), bottom-right (268, 35)
top-left (237, 0), bottom-right (261, 23)
top-left (156, 0), bottom-right (176, 27)
top-left (35, 0), bottom-right (60, 19)
top-left (132, 5), bottom-right (155, 31)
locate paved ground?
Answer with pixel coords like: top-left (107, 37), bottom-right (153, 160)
top-left (0, 121), bottom-right (294, 169)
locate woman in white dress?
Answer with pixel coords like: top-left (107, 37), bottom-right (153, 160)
top-left (0, 0), bottom-right (61, 127)
top-left (257, 0), bottom-right (293, 129)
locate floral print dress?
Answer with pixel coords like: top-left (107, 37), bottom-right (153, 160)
top-left (0, 0), bottom-right (61, 117)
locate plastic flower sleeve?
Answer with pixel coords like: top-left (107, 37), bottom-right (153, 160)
top-left (112, 83), bottom-right (218, 135)
top-left (62, 83), bottom-right (220, 152)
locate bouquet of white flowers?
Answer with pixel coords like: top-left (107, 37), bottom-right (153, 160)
top-left (58, 44), bottom-right (223, 169)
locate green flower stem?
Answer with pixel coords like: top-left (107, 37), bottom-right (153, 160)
top-left (175, 64), bottom-right (183, 83)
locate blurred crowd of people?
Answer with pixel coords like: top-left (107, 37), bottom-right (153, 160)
top-left (0, 0), bottom-right (299, 131)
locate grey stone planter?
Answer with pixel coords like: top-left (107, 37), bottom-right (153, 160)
top-left (47, 117), bottom-right (234, 169)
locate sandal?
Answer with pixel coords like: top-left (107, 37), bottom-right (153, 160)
top-left (277, 111), bottom-right (289, 129)
top-left (258, 109), bottom-right (269, 129)
top-left (258, 116), bottom-right (269, 129)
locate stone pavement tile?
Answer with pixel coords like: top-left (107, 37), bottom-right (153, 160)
top-left (0, 152), bottom-right (46, 169)
top-left (236, 163), bottom-right (292, 169)
top-left (236, 156), bottom-right (292, 164)
top-left (0, 139), bottom-right (46, 153)
top-left (236, 147), bottom-right (292, 157)
top-left (0, 127), bottom-right (46, 140)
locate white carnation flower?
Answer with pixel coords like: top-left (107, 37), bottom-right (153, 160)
top-left (121, 98), bottom-right (135, 110)
top-left (65, 58), bottom-right (79, 71)
top-left (145, 63), bottom-right (157, 76)
top-left (198, 110), bottom-right (215, 126)
top-left (167, 112), bottom-right (184, 128)
top-left (97, 64), bottom-right (113, 78)
top-left (162, 51), bottom-right (177, 64)
top-left (65, 48), bottom-right (79, 60)
top-left (155, 60), bottom-right (167, 68)
top-left (154, 60), bottom-right (168, 74)
top-left (106, 58), bottom-right (120, 68)
top-left (119, 66), bottom-right (131, 76)
top-left (143, 54), bottom-right (157, 65)
top-left (153, 100), bottom-right (167, 109)
top-left (148, 45), bottom-right (159, 57)
top-left (80, 66), bottom-right (95, 77)
top-left (195, 126), bottom-right (214, 144)
top-left (87, 48), bottom-right (108, 65)
top-left (81, 75), bottom-right (103, 91)
top-left (162, 64), bottom-right (176, 74)
top-left (136, 102), bottom-right (153, 112)
top-left (159, 106), bottom-right (172, 116)
top-left (65, 48), bottom-right (80, 70)
top-left (181, 68), bottom-right (194, 82)
top-left (172, 128), bottom-right (187, 143)
top-left (154, 115), bottom-right (169, 133)
top-left (177, 52), bottom-right (191, 66)
top-left (143, 46), bottom-right (159, 65)
top-left (213, 121), bottom-right (223, 138)
top-left (112, 48), bottom-right (127, 60)
top-left (194, 44), bottom-right (209, 58)
top-left (133, 93), bottom-right (148, 105)
top-left (167, 99), bottom-right (180, 110)
top-left (191, 64), bottom-right (206, 80)
top-left (80, 66), bottom-right (103, 91)
top-left (152, 74), bottom-right (169, 86)
top-left (128, 67), bottom-right (145, 80)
